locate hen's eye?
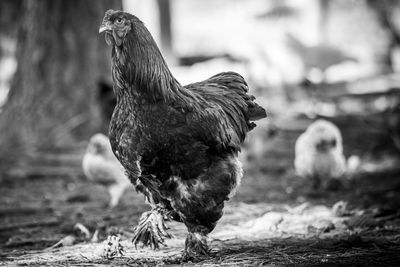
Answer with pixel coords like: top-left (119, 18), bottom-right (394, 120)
top-left (115, 18), bottom-right (123, 24)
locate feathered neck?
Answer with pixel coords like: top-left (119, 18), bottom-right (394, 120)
top-left (111, 17), bottom-right (181, 103)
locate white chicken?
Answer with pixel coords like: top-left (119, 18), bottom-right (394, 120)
top-left (294, 120), bottom-right (346, 190)
top-left (82, 133), bottom-right (131, 207)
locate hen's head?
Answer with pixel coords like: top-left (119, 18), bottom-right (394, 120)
top-left (87, 133), bottom-right (110, 155)
top-left (99, 9), bottom-right (133, 47)
top-left (306, 120), bottom-right (342, 152)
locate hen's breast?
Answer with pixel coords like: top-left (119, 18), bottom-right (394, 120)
top-left (312, 150), bottom-right (346, 179)
top-left (109, 99), bottom-right (190, 175)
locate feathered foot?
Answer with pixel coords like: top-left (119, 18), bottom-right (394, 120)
top-left (182, 232), bottom-right (209, 261)
top-left (132, 208), bottom-right (172, 249)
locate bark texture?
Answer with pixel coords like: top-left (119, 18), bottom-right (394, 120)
top-left (0, 0), bottom-right (122, 166)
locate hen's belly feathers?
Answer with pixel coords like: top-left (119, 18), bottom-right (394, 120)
top-left (163, 153), bottom-right (243, 233)
top-left (312, 151), bottom-right (346, 178)
top-left (295, 147), bottom-right (346, 178)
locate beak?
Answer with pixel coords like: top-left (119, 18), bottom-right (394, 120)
top-left (99, 22), bottom-right (112, 33)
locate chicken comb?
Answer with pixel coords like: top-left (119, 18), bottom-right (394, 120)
top-left (103, 9), bottom-right (117, 20)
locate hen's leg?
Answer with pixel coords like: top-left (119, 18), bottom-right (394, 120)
top-left (171, 155), bottom-right (242, 260)
top-left (183, 232), bottom-right (209, 260)
top-left (108, 183), bottom-right (128, 208)
top-left (131, 178), bottom-right (173, 249)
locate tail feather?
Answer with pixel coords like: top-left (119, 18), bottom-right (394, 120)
top-left (209, 72), bottom-right (267, 122)
top-left (185, 71), bottom-right (267, 146)
top-left (248, 105), bottom-right (267, 121)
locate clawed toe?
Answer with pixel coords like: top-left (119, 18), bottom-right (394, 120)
top-left (132, 209), bottom-right (172, 249)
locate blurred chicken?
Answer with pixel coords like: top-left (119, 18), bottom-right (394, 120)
top-left (82, 133), bottom-right (130, 208)
top-left (294, 120), bottom-right (346, 189)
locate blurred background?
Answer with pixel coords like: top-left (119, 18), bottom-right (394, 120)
top-left (1, 0), bottom-right (400, 265)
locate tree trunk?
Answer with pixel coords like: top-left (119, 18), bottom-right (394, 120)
top-left (0, 0), bottom-right (22, 39)
top-left (367, 0), bottom-right (400, 73)
top-left (318, 0), bottom-right (330, 43)
top-left (0, 0), bottom-right (121, 167)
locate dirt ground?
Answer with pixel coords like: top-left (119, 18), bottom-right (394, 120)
top-left (1, 127), bottom-right (400, 266)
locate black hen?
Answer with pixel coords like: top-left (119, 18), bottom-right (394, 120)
top-left (99, 10), bottom-right (267, 259)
